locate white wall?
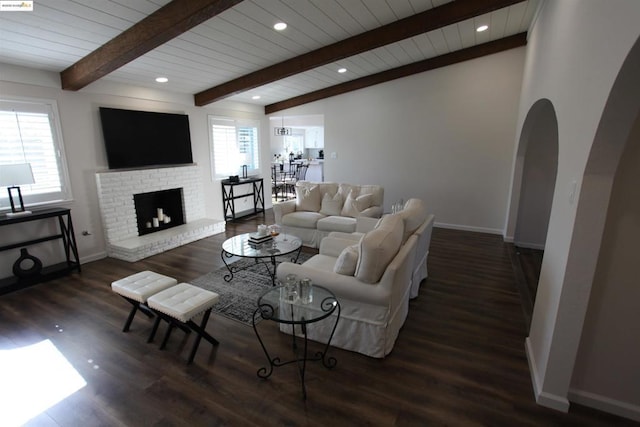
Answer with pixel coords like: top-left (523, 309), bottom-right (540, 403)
top-left (569, 115), bottom-right (640, 420)
top-left (0, 64), bottom-right (267, 277)
top-left (274, 47), bottom-right (526, 234)
top-left (510, 0), bottom-right (640, 417)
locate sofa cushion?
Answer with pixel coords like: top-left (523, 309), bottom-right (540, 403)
top-left (398, 198), bottom-right (427, 242)
top-left (319, 192), bottom-right (343, 216)
top-left (333, 244), bottom-right (359, 276)
top-left (317, 215), bottom-right (357, 233)
top-left (295, 184), bottom-right (321, 212)
top-left (355, 213), bottom-right (404, 284)
top-left (282, 211), bottom-right (325, 228)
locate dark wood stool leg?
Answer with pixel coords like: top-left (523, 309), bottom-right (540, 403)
top-left (147, 316), bottom-right (162, 343)
top-left (187, 309), bottom-right (218, 364)
top-left (122, 304), bottom-right (139, 332)
top-left (160, 323), bottom-right (175, 350)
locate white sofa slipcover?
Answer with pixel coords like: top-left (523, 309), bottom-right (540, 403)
top-left (276, 213), bottom-right (417, 358)
top-left (330, 198), bottom-right (435, 299)
top-left (273, 181), bottom-right (384, 248)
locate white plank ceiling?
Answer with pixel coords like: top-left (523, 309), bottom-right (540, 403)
top-left (0, 0), bottom-right (539, 107)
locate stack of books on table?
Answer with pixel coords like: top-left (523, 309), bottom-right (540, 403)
top-left (248, 233), bottom-right (272, 247)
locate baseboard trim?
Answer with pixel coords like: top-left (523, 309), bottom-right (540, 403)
top-left (525, 337), bottom-right (570, 412)
top-left (434, 222), bottom-right (503, 235)
top-left (80, 251), bottom-right (107, 264)
top-left (513, 241), bottom-right (546, 250)
top-left (568, 389), bottom-right (640, 422)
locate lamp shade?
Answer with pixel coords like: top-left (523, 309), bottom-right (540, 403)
top-left (0, 163), bottom-right (35, 187)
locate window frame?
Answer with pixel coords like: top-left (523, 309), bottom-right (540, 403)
top-left (208, 115), bottom-right (261, 180)
top-left (0, 96), bottom-right (73, 210)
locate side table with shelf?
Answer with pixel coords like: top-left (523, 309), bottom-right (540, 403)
top-left (221, 177), bottom-right (265, 221)
top-left (0, 207), bottom-right (81, 295)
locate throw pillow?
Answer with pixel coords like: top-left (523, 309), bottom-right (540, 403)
top-left (295, 184), bottom-right (321, 212)
top-left (341, 191), bottom-right (374, 218)
top-left (319, 192), bottom-right (343, 216)
top-left (355, 193), bottom-right (373, 211)
top-left (337, 183), bottom-right (359, 201)
top-left (355, 214), bottom-right (404, 283)
top-left (333, 245), bottom-right (359, 276)
top-left (341, 190), bottom-right (359, 217)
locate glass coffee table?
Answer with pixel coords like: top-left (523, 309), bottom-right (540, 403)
top-left (221, 232), bottom-right (302, 286)
top-left (253, 284), bottom-right (340, 400)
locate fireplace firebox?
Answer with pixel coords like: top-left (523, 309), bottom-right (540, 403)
top-left (134, 188), bottom-right (185, 236)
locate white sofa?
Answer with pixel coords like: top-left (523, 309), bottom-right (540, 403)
top-left (276, 212), bottom-right (418, 358)
top-left (273, 181), bottom-right (384, 248)
top-left (330, 198), bottom-right (435, 299)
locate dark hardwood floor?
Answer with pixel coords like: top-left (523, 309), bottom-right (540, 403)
top-left (1, 210), bottom-right (636, 426)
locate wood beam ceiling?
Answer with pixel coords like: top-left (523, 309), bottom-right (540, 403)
top-left (60, 0), bottom-right (244, 91)
top-left (194, 0), bottom-right (525, 106)
top-left (264, 33), bottom-right (527, 114)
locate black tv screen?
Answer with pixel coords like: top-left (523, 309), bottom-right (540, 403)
top-left (99, 107), bottom-right (193, 170)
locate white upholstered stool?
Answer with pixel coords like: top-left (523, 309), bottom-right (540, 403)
top-left (111, 270), bottom-right (178, 332)
top-left (147, 283), bottom-right (220, 364)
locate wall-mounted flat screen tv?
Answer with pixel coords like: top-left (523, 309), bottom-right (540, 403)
top-left (99, 107), bottom-right (193, 170)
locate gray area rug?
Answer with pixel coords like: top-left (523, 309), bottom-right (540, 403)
top-left (191, 252), bottom-right (313, 325)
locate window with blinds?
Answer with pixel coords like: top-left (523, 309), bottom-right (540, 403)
top-left (209, 116), bottom-right (260, 179)
top-left (0, 98), bottom-right (72, 208)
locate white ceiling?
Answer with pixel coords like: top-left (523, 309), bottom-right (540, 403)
top-left (0, 0), bottom-right (539, 107)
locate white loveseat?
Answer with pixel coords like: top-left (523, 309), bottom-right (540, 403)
top-left (273, 181), bottom-right (384, 248)
top-left (276, 212), bottom-right (418, 358)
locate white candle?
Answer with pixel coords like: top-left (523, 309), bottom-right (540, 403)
top-left (157, 208), bottom-right (164, 222)
top-left (163, 215), bottom-right (171, 224)
top-left (152, 217), bottom-right (159, 227)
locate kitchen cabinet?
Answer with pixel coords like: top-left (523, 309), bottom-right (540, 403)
top-left (305, 127), bottom-right (324, 148)
top-left (306, 161), bottom-right (324, 182)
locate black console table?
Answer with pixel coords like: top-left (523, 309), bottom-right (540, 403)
top-left (0, 207), bottom-right (81, 295)
top-left (221, 177), bottom-right (265, 221)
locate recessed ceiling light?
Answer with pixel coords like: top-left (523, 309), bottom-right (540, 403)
top-left (274, 22), bottom-right (287, 31)
top-left (476, 25), bottom-right (488, 32)
top-left (338, 68), bottom-right (347, 73)
top-left (155, 77), bottom-right (168, 83)
top-left (252, 95), bottom-right (261, 100)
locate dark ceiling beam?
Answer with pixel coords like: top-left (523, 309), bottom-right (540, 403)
top-left (264, 33), bottom-right (527, 114)
top-left (60, 0), bottom-right (244, 91)
top-left (194, 0), bottom-right (525, 106)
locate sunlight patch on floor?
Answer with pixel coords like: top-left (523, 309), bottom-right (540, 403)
top-left (0, 339), bottom-right (87, 426)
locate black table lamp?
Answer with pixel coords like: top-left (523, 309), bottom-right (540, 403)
top-left (0, 163), bottom-right (35, 217)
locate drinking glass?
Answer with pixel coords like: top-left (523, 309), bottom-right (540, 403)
top-left (283, 273), bottom-right (298, 303)
top-left (299, 277), bottom-right (312, 304)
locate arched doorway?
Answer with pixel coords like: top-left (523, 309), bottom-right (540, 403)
top-left (564, 36), bottom-right (640, 417)
top-left (507, 99), bottom-right (559, 327)
top-left (528, 34), bottom-right (640, 417)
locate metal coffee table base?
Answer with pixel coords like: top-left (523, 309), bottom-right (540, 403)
top-left (220, 246), bottom-right (301, 286)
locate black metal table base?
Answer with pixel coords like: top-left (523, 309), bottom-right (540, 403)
top-left (221, 246), bottom-right (302, 286)
top-left (253, 296), bottom-right (340, 400)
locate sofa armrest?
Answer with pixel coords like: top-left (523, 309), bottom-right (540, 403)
top-left (360, 206), bottom-right (383, 218)
top-left (319, 236), bottom-right (357, 257)
top-left (355, 216), bottom-right (379, 233)
top-left (276, 261), bottom-right (391, 306)
top-left (273, 200), bottom-right (296, 224)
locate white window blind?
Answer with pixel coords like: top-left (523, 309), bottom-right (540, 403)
top-left (209, 116), bottom-right (260, 179)
top-left (0, 98), bottom-right (71, 207)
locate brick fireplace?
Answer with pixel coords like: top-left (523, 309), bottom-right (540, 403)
top-left (95, 165), bottom-right (224, 262)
